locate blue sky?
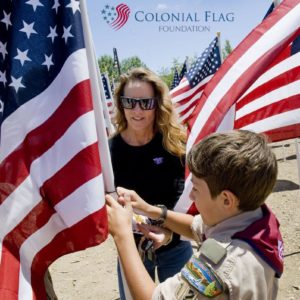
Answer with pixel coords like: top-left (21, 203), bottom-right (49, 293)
top-left (86, 1), bottom-right (272, 73)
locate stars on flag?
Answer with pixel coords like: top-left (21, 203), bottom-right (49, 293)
top-left (66, 0), bottom-right (81, 15)
top-left (0, 99), bottom-right (4, 113)
top-left (1, 10), bottom-right (11, 30)
top-left (20, 21), bottom-right (37, 39)
top-left (26, 0), bottom-right (43, 12)
top-left (0, 0), bottom-right (82, 111)
top-left (14, 48), bottom-right (31, 66)
top-left (52, 0), bottom-right (60, 13)
top-left (47, 25), bottom-right (58, 43)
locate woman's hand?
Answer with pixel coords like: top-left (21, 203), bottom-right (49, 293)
top-left (105, 193), bottom-right (133, 238)
top-left (137, 223), bottom-right (173, 250)
top-left (117, 187), bottom-right (151, 215)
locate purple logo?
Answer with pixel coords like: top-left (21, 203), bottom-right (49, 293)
top-left (101, 4), bottom-right (130, 30)
top-left (153, 157), bottom-right (164, 165)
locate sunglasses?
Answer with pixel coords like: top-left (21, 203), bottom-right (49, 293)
top-left (120, 96), bottom-right (157, 110)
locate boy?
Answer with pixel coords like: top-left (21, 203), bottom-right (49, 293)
top-left (106, 130), bottom-right (283, 299)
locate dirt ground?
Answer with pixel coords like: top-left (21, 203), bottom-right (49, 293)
top-left (50, 139), bottom-right (300, 300)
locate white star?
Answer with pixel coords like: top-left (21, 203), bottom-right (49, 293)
top-left (52, 0), bottom-right (60, 13)
top-left (62, 25), bottom-right (74, 43)
top-left (42, 54), bottom-right (54, 70)
top-left (47, 25), bottom-right (58, 43)
top-left (0, 99), bottom-right (4, 114)
top-left (9, 76), bottom-right (25, 92)
top-left (14, 48), bottom-right (31, 66)
top-left (20, 21), bottom-right (37, 39)
top-left (66, 0), bottom-right (80, 14)
top-left (1, 11), bottom-right (12, 30)
top-left (0, 41), bottom-right (8, 59)
top-left (26, 0), bottom-right (43, 11)
top-left (0, 70), bottom-right (7, 86)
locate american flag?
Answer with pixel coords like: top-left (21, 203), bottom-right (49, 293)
top-left (178, 60), bottom-right (187, 81)
top-left (174, 0), bottom-right (300, 214)
top-left (234, 3), bottom-right (300, 142)
top-left (101, 73), bottom-right (114, 117)
top-left (170, 68), bottom-right (180, 90)
top-left (0, 0), bottom-right (108, 298)
top-left (170, 37), bottom-right (222, 125)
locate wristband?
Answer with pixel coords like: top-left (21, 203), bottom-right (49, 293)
top-left (149, 204), bottom-right (167, 226)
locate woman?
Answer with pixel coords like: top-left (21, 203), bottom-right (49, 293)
top-left (109, 67), bottom-right (193, 299)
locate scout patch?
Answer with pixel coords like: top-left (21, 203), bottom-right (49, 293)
top-left (181, 255), bottom-right (224, 298)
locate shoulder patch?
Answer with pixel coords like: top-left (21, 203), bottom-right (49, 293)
top-left (181, 255), bottom-right (224, 298)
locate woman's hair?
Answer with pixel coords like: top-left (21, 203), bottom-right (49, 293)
top-left (113, 67), bottom-right (186, 157)
top-left (187, 130), bottom-right (278, 211)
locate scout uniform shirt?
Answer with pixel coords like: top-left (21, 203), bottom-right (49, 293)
top-left (152, 207), bottom-right (282, 299)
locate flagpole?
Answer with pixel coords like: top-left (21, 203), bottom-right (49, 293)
top-left (216, 32), bottom-right (236, 132)
top-left (80, 2), bottom-right (133, 299)
top-left (80, 0), bottom-right (114, 193)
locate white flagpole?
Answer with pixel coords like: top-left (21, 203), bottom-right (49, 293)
top-left (80, 0), bottom-right (114, 193)
top-left (80, 2), bottom-right (133, 299)
top-left (216, 32), bottom-right (236, 132)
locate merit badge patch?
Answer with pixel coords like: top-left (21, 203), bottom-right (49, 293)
top-left (181, 255), bottom-right (224, 298)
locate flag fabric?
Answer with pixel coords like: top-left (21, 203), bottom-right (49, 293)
top-left (170, 68), bottom-right (180, 90)
top-left (174, 0), bottom-right (300, 214)
top-left (170, 37), bottom-right (222, 125)
top-left (101, 73), bottom-right (115, 117)
top-left (234, 4), bottom-right (300, 142)
top-left (0, 1), bottom-right (108, 298)
top-left (178, 60), bottom-right (187, 81)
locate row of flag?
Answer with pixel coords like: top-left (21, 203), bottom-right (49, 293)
top-left (173, 0), bottom-right (300, 214)
top-left (0, 0), bottom-right (299, 298)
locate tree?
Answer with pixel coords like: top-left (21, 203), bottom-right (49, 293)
top-left (222, 39), bottom-right (233, 60)
top-left (98, 55), bottom-right (147, 82)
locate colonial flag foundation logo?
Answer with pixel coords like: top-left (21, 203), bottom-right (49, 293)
top-left (101, 4), bottom-right (130, 30)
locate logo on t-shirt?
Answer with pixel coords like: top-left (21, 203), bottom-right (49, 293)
top-left (153, 157), bottom-right (164, 165)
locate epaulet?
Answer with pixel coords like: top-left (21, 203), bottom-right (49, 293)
top-left (180, 239), bottom-right (226, 298)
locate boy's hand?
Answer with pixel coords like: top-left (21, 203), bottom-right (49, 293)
top-left (137, 224), bottom-right (173, 250)
top-left (105, 193), bottom-right (133, 238)
top-left (117, 186), bottom-right (151, 215)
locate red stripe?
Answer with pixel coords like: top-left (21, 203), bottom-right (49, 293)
top-left (189, 30), bottom-right (298, 143)
top-left (236, 66), bottom-right (300, 110)
top-left (264, 123), bottom-right (300, 142)
top-left (0, 247), bottom-right (20, 300)
top-left (1, 144), bottom-right (103, 298)
top-left (30, 208), bottom-right (108, 298)
top-left (0, 79), bottom-right (93, 205)
top-left (235, 94), bottom-right (300, 128)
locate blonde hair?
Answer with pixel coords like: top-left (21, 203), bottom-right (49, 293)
top-left (113, 67), bottom-right (186, 157)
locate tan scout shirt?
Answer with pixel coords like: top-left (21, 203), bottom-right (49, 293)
top-left (152, 208), bottom-right (279, 300)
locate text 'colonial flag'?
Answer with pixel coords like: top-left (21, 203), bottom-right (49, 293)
top-left (0, 0), bottom-right (108, 299)
top-left (170, 37), bottom-right (221, 125)
top-left (174, 0), bottom-right (300, 214)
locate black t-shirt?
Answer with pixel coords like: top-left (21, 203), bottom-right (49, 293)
top-left (109, 132), bottom-right (185, 252)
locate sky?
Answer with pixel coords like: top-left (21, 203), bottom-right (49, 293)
top-left (86, 0), bottom-right (272, 73)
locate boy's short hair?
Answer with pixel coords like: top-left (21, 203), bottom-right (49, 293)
top-left (187, 130), bottom-right (278, 211)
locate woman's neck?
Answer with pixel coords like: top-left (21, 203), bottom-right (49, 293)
top-left (121, 128), bottom-right (155, 146)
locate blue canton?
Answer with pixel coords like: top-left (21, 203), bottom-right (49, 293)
top-left (185, 37), bottom-right (221, 88)
top-left (0, 0), bottom-right (84, 126)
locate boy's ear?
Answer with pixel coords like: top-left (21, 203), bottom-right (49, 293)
top-left (221, 190), bottom-right (239, 209)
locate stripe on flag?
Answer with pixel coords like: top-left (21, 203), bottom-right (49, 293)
top-left (0, 1), bottom-right (108, 298)
top-left (174, 0), bottom-right (300, 214)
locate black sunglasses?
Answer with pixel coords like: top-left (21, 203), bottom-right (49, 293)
top-left (120, 96), bottom-right (157, 110)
